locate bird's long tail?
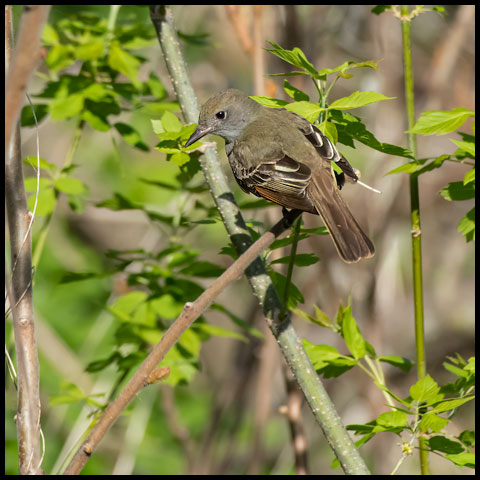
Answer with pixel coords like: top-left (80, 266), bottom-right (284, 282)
top-left (308, 176), bottom-right (375, 263)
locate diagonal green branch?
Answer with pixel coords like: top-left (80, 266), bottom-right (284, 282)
top-left (149, 5), bottom-right (370, 475)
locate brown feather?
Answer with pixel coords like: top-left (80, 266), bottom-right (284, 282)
top-left (307, 175), bottom-right (375, 263)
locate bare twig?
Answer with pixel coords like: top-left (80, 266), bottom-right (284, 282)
top-left (62, 211), bottom-right (300, 475)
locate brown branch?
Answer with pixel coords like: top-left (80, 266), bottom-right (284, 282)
top-left (5, 5), bottom-right (51, 154)
top-left (5, 5), bottom-right (48, 474)
top-left (62, 210), bottom-right (302, 475)
top-left (224, 5), bottom-right (253, 54)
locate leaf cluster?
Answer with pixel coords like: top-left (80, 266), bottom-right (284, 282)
top-left (294, 303), bottom-right (475, 470)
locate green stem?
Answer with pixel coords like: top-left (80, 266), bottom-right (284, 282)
top-left (280, 215), bottom-right (302, 319)
top-left (400, 5), bottom-right (429, 474)
top-left (106, 5), bottom-right (121, 48)
top-left (32, 120), bottom-right (84, 268)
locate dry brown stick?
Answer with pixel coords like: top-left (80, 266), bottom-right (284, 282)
top-left (5, 5), bottom-right (51, 154)
top-left (62, 210), bottom-right (301, 475)
top-left (281, 368), bottom-right (309, 475)
top-left (5, 5), bottom-right (47, 475)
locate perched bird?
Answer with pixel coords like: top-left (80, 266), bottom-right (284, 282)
top-left (185, 89), bottom-right (375, 263)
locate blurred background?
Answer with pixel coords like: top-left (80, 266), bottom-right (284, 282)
top-left (6, 5), bottom-right (474, 475)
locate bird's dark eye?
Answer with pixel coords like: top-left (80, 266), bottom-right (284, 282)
top-left (216, 111), bottom-right (226, 120)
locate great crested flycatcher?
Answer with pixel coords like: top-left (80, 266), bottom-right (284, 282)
top-left (185, 88), bottom-right (375, 263)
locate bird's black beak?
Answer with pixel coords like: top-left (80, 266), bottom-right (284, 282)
top-left (184, 125), bottom-right (214, 148)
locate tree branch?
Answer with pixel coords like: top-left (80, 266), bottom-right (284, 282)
top-left (149, 5), bottom-right (370, 475)
top-left (63, 210), bottom-right (301, 475)
top-left (5, 5), bottom-right (47, 475)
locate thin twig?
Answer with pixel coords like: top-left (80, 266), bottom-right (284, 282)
top-left (62, 211), bottom-right (300, 475)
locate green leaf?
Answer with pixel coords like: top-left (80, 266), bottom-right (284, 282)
top-left (108, 44), bottom-right (141, 87)
top-left (419, 413), bottom-right (450, 433)
top-left (329, 91), bottom-right (395, 110)
top-left (313, 305), bottom-right (333, 328)
top-left (269, 232), bottom-right (309, 250)
top-left (269, 270), bottom-right (304, 308)
top-left (156, 138), bottom-right (182, 154)
top-left (463, 168), bottom-right (475, 185)
top-left (96, 192), bottom-right (139, 211)
top-left (23, 156), bottom-right (56, 170)
top-left (114, 122), bottom-right (149, 151)
top-left (167, 249), bottom-right (200, 268)
top-left (303, 339), bottom-right (357, 378)
top-left (341, 305), bottom-right (367, 360)
top-left (371, 5), bottom-right (392, 15)
top-left (74, 39), bottom-right (104, 61)
top-left (60, 271), bottom-right (112, 283)
top-left (376, 411), bottom-right (408, 429)
top-left (428, 396), bottom-right (475, 414)
top-left (161, 110), bottom-right (183, 132)
top-left (250, 95), bottom-right (289, 109)
top-left (291, 305), bottom-right (332, 329)
top-left (110, 291), bottom-right (148, 318)
top-left (82, 84), bottom-right (113, 103)
top-left (265, 41), bottom-right (318, 76)
top-left (49, 381), bottom-right (88, 406)
top-left (170, 152), bottom-right (190, 166)
top-left (270, 253), bottom-right (320, 267)
top-left (378, 355), bottom-right (413, 372)
top-left (82, 99), bottom-right (120, 131)
top-left (457, 207), bottom-right (475, 242)
top-left (332, 111), bottom-right (414, 159)
top-left (410, 374), bottom-right (443, 404)
top-left (428, 436), bottom-right (465, 454)
top-left (54, 176), bottom-right (86, 194)
top-left (285, 101), bottom-right (323, 123)
top-left (210, 304), bottom-right (264, 339)
top-left (177, 30), bottom-right (211, 46)
top-left (458, 430), bottom-right (475, 447)
top-left (161, 344), bottom-right (200, 386)
top-left (49, 93), bottom-right (84, 120)
top-left (318, 120), bottom-right (338, 144)
top-left (150, 294), bottom-right (183, 320)
top-left (25, 177), bottom-right (52, 192)
top-left (444, 452), bottom-right (475, 469)
top-left (283, 79), bottom-right (309, 101)
top-left (179, 261), bottom-right (225, 278)
top-left (193, 323), bottom-right (248, 343)
top-left (451, 138), bottom-right (475, 158)
top-left (28, 187), bottom-right (56, 216)
top-left (408, 108), bottom-right (475, 135)
top-left (386, 161), bottom-right (426, 175)
top-left (21, 104), bottom-right (49, 126)
top-left (42, 22), bottom-right (59, 45)
top-left (46, 44), bottom-right (75, 72)
top-left (151, 119), bottom-right (165, 135)
top-left (146, 72), bottom-right (167, 100)
top-left (440, 181), bottom-right (475, 201)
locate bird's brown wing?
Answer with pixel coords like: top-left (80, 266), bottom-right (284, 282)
top-left (228, 147), bottom-right (318, 214)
